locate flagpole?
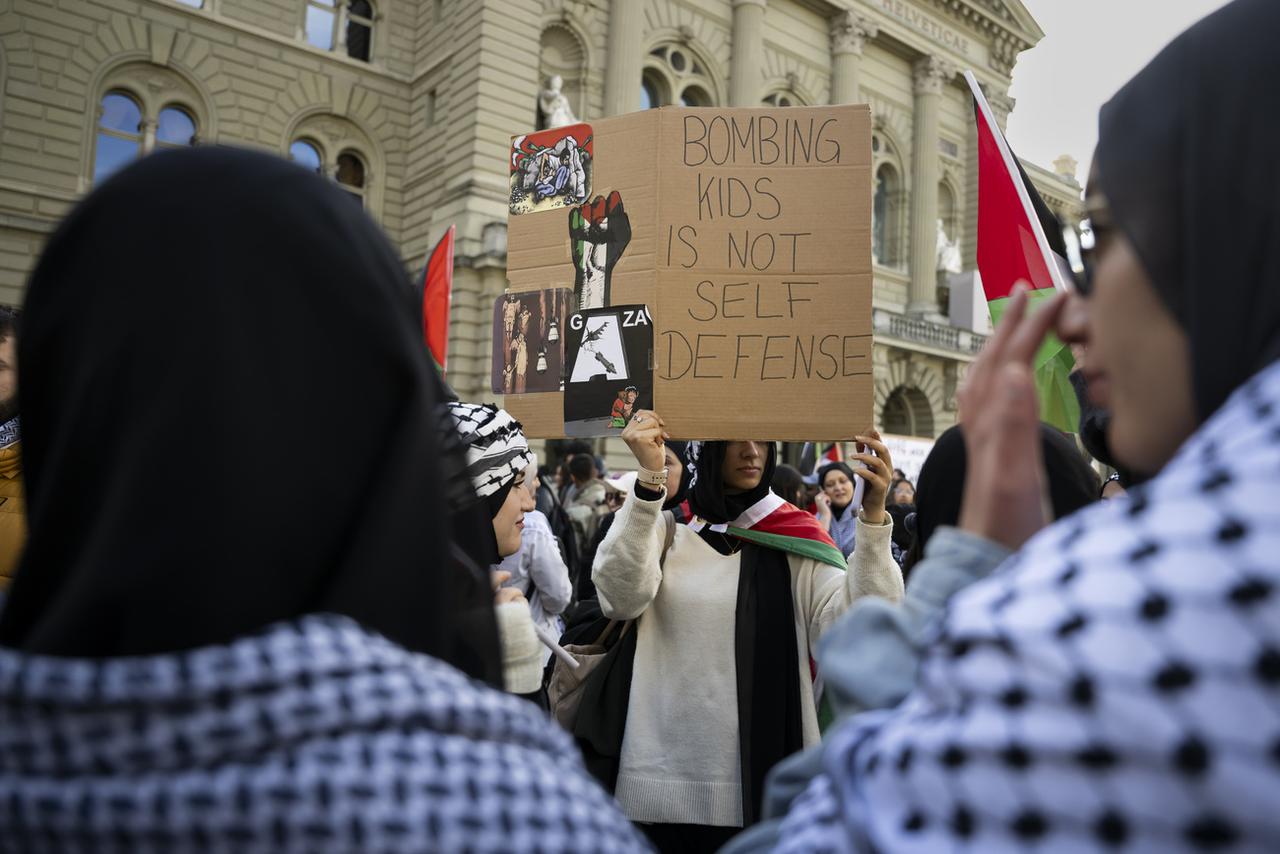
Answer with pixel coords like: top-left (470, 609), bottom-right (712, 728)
top-left (964, 70), bottom-right (1070, 295)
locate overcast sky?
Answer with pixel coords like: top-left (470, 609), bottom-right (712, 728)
top-left (1005, 0), bottom-right (1231, 185)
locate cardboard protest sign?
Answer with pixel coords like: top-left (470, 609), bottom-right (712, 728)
top-left (505, 106), bottom-right (872, 441)
top-left (562, 305), bottom-right (654, 437)
top-left (490, 288), bottom-right (571, 395)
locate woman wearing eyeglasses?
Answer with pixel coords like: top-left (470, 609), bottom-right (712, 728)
top-left (728, 1), bottom-right (1280, 850)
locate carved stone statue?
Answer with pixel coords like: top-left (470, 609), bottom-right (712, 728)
top-left (538, 75), bottom-right (577, 129)
top-left (936, 218), bottom-right (962, 274)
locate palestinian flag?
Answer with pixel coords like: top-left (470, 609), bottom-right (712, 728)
top-left (799, 442), bottom-right (843, 476)
top-left (421, 225), bottom-right (455, 373)
top-left (966, 71), bottom-right (1080, 434)
top-left (690, 492), bottom-right (846, 570)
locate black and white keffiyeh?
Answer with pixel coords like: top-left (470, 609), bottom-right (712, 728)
top-left (773, 361), bottom-right (1280, 851)
top-left (0, 615), bottom-right (648, 853)
top-left (445, 402), bottom-right (534, 499)
top-left (0, 416), bottom-right (18, 450)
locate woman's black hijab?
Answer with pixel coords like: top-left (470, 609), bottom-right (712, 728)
top-left (817, 461), bottom-right (857, 518)
top-left (0, 147), bottom-right (499, 682)
top-left (903, 424), bottom-right (1099, 573)
top-left (661, 439), bottom-right (689, 511)
top-left (1094, 0), bottom-right (1280, 423)
top-left (685, 441), bottom-right (799, 826)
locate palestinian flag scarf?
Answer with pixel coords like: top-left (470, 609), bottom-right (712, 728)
top-left (967, 71), bottom-right (1080, 434)
top-left (688, 491), bottom-right (846, 571)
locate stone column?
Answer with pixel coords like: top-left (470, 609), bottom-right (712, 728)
top-left (729, 0), bottom-right (767, 107)
top-left (828, 11), bottom-right (877, 104)
top-left (908, 55), bottom-right (955, 316)
top-left (603, 0), bottom-right (644, 115)
top-left (140, 118), bottom-right (158, 155)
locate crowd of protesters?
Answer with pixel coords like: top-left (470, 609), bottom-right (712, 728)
top-left (0, 1), bottom-right (1278, 850)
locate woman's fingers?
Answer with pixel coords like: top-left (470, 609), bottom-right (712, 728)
top-left (850, 454), bottom-right (890, 486)
top-left (491, 570), bottom-right (511, 591)
top-left (854, 434), bottom-right (892, 470)
top-left (981, 283), bottom-right (1030, 365)
top-left (1006, 292), bottom-right (1067, 365)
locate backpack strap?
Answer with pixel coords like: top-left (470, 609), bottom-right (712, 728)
top-left (659, 509), bottom-right (676, 566)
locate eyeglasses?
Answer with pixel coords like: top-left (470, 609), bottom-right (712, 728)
top-left (1060, 218), bottom-right (1097, 296)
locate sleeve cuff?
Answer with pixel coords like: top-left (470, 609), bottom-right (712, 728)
top-left (632, 483), bottom-right (665, 503)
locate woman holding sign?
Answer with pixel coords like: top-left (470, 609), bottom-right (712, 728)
top-left (591, 411), bottom-right (903, 849)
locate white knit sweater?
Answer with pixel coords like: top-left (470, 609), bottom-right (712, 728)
top-left (592, 489), bottom-right (905, 827)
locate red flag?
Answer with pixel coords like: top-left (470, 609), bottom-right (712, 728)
top-left (422, 225), bottom-right (454, 372)
top-left (822, 443), bottom-right (843, 464)
top-left (965, 71), bottom-right (1079, 433)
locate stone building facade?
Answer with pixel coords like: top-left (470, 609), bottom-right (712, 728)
top-left (0, 0), bottom-right (1082, 453)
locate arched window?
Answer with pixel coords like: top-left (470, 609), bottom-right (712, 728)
top-left (156, 106), bottom-right (197, 149)
top-left (643, 43), bottom-right (718, 108)
top-left (94, 91), bottom-right (143, 183)
top-left (289, 139), bottom-right (324, 174)
top-left (762, 92), bottom-right (797, 107)
top-left (304, 0), bottom-right (374, 62)
top-left (872, 131), bottom-right (905, 269)
top-left (336, 150), bottom-right (366, 204)
top-left (881, 386), bottom-right (934, 438)
top-left (93, 92), bottom-right (199, 183)
top-left (680, 86), bottom-right (711, 107)
top-left (288, 114), bottom-right (377, 213)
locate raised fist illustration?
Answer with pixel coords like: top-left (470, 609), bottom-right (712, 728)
top-left (569, 190), bottom-right (631, 310)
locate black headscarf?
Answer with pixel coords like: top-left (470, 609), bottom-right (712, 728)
top-left (0, 147), bottom-right (500, 683)
top-left (817, 461), bottom-right (857, 518)
top-left (684, 441), bottom-right (801, 826)
top-left (903, 424), bottom-right (1099, 573)
top-left (661, 439), bottom-right (689, 511)
top-left (1094, 0), bottom-right (1280, 423)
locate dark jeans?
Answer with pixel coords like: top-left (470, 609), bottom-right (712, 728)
top-left (640, 822), bottom-right (739, 854)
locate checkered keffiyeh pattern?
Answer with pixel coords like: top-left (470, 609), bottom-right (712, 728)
top-left (445, 402), bottom-right (534, 499)
top-left (0, 615), bottom-right (650, 853)
top-left (774, 360), bottom-right (1280, 851)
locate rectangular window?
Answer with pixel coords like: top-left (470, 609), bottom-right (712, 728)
top-left (305, 1), bottom-right (336, 50)
top-left (939, 138), bottom-right (959, 158)
top-left (425, 89), bottom-right (437, 127)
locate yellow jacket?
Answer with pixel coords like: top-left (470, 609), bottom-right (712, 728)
top-left (0, 442), bottom-right (25, 589)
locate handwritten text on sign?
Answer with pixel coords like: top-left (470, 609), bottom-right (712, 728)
top-left (652, 107), bottom-right (873, 439)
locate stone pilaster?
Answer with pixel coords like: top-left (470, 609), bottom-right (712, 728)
top-left (908, 55), bottom-right (955, 316)
top-left (729, 0), bottom-right (767, 107)
top-left (603, 0), bottom-right (645, 115)
top-left (828, 11), bottom-right (877, 104)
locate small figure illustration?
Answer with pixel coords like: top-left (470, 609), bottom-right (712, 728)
top-left (569, 190), bottom-right (631, 310)
top-left (512, 332), bottom-right (529, 393)
top-left (609, 386), bottom-right (639, 428)
top-left (510, 125), bottom-right (592, 215)
top-left (502, 294), bottom-right (519, 353)
top-left (502, 360), bottom-right (516, 395)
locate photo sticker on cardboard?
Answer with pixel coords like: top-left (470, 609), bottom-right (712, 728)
top-left (563, 305), bottom-right (653, 438)
top-left (569, 190), bottom-right (631, 311)
top-left (510, 124), bottom-right (593, 216)
top-left (490, 288), bottom-right (573, 395)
